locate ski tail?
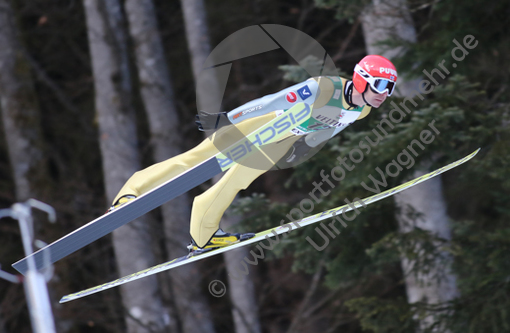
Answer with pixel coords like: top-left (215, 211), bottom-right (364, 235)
top-left (59, 149), bottom-right (480, 303)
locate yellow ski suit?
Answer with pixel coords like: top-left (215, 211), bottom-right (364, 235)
top-left (113, 77), bottom-right (371, 247)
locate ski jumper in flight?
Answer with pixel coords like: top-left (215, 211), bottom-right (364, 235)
top-left (109, 55), bottom-right (398, 255)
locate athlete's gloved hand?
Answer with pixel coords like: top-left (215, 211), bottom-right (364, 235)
top-left (275, 134), bottom-right (329, 169)
top-left (284, 136), bottom-right (312, 163)
top-left (195, 111), bottom-right (230, 131)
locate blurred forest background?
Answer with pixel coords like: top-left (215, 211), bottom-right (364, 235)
top-left (0, 0), bottom-right (509, 332)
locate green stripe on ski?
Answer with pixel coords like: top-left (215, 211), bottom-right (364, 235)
top-left (266, 148), bottom-right (479, 233)
top-left (60, 149), bottom-right (479, 303)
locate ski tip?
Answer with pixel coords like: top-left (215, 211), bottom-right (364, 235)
top-left (460, 148), bottom-right (481, 161)
top-left (468, 147), bottom-right (481, 159)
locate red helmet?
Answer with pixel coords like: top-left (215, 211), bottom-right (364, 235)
top-left (352, 55), bottom-right (397, 96)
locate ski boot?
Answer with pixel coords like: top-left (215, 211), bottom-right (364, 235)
top-left (188, 228), bottom-right (255, 256)
top-left (107, 195), bottom-right (137, 213)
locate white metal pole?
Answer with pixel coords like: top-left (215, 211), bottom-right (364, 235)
top-left (1, 200), bottom-right (57, 333)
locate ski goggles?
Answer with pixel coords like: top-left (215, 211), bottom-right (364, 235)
top-left (354, 64), bottom-right (396, 96)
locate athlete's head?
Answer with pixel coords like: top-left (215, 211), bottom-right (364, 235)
top-left (352, 55), bottom-right (397, 108)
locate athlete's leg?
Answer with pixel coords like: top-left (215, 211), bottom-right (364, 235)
top-left (190, 134), bottom-right (300, 247)
top-left (112, 137), bottom-right (217, 204)
top-left (112, 113), bottom-right (278, 204)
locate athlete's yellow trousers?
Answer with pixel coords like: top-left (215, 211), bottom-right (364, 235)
top-left (113, 112), bottom-right (299, 247)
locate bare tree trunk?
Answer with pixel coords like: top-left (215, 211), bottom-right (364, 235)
top-left (396, 170), bottom-right (459, 312)
top-left (0, 1), bottom-right (52, 331)
top-left (180, 2), bottom-right (263, 332)
top-left (0, 0), bottom-right (48, 202)
top-left (180, 0), bottom-right (222, 111)
top-left (223, 215), bottom-right (262, 333)
top-left (360, 0), bottom-right (458, 330)
top-left (82, 1), bottom-right (167, 331)
top-left (123, 0), bottom-right (216, 332)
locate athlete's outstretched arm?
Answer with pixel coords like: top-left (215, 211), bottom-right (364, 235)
top-left (227, 78), bottom-right (319, 123)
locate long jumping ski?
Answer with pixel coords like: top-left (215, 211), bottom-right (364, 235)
top-left (60, 148), bottom-right (480, 303)
top-left (13, 103), bottom-right (312, 275)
